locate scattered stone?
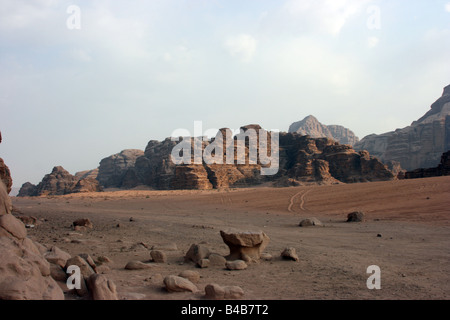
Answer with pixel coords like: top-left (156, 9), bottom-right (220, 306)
top-left (225, 260), bottom-right (248, 270)
top-left (124, 260), bottom-right (153, 270)
top-left (347, 211), bottom-right (365, 222)
top-left (150, 250), bottom-right (167, 263)
top-left (299, 217), bottom-right (323, 227)
top-left (220, 229), bottom-right (270, 261)
top-left (208, 253), bottom-right (227, 267)
top-left (87, 274), bottom-right (118, 300)
top-left (78, 253), bottom-right (97, 272)
top-left (163, 275), bottom-right (198, 293)
top-left (44, 246), bottom-right (71, 268)
top-left (377, 234), bottom-right (382, 238)
top-left (184, 244), bottom-right (210, 264)
top-left (129, 217), bottom-right (135, 222)
top-left (260, 253), bottom-right (273, 261)
top-left (72, 218), bottom-right (93, 229)
top-left (197, 258), bottom-right (210, 268)
top-left (204, 283), bottom-right (245, 300)
top-left (179, 270), bottom-right (200, 283)
top-left (96, 255), bottom-right (112, 265)
top-left (281, 247), bottom-right (299, 262)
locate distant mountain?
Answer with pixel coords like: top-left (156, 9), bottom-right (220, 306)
top-left (288, 115), bottom-right (359, 146)
top-left (354, 85), bottom-right (450, 171)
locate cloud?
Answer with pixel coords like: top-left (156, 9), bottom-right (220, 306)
top-left (281, 0), bottom-right (370, 35)
top-left (446, 3), bottom-right (450, 12)
top-left (367, 36), bottom-right (379, 48)
top-left (224, 34), bottom-right (257, 62)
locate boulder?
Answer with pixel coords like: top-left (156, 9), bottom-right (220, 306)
top-left (86, 274), bottom-right (118, 300)
top-left (220, 229), bottom-right (270, 261)
top-left (163, 275), bottom-right (198, 293)
top-left (150, 250), bottom-right (167, 263)
top-left (204, 283), bottom-right (245, 300)
top-left (178, 270), bottom-right (200, 283)
top-left (124, 260), bottom-right (153, 270)
top-left (281, 247), bottom-right (299, 262)
top-left (72, 218), bottom-right (93, 229)
top-left (225, 260), bottom-right (248, 270)
top-left (184, 244), bottom-right (210, 264)
top-left (299, 217), bottom-right (323, 227)
top-left (44, 246), bottom-right (71, 268)
top-left (65, 255), bottom-right (96, 278)
top-left (347, 211), bottom-right (365, 222)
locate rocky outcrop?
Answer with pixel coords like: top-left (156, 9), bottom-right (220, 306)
top-left (220, 229), bottom-right (270, 262)
top-left (0, 135), bottom-right (64, 300)
top-left (0, 158), bottom-right (12, 195)
top-left (75, 168), bottom-right (98, 180)
top-left (97, 149), bottom-right (144, 188)
top-left (404, 151), bottom-right (450, 179)
top-left (18, 166), bottom-right (102, 197)
top-left (277, 133), bottom-right (394, 184)
top-left (354, 85), bottom-right (450, 171)
top-left (288, 115), bottom-right (359, 146)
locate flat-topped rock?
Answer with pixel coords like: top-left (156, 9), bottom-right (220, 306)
top-left (220, 229), bottom-right (270, 261)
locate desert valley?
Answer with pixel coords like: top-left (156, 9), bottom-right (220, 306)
top-left (1, 85), bottom-right (449, 302)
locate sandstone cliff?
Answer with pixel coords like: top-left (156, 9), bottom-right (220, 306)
top-left (354, 85), bottom-right (450, 171)
top-left (404, 151), bottom-right (450, 179)
top-left (18, 166), bottom-right (102, 197)
top-left (97, 149), bottom-right (144, 188)
top-left (288, 115), bottom-right (359, 146)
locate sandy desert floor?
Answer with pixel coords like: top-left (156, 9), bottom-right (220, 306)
top-left (11, 176), bottom-right (450, 300)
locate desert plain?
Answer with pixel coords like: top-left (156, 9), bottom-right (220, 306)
top-left (11, 176), bottom-right (450, 300)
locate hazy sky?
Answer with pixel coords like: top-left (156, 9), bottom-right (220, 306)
top-left (1, 0), bottom-right (450, 190)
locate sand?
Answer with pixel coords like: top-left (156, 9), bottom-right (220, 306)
top-left (11, 176), bottom-right (450, 300)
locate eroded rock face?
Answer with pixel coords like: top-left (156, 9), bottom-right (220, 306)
top-left (288, 115), bottom-right (359, 146)
top-left (18, 166), bottom-right (102, 197)
top-left (97, 149), bottom-right (144, 188)
top-left (355, 85), bottom-right (450, 171)
top-left (405, 151), bottom-right (450, 179)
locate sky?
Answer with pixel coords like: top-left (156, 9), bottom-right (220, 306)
top-left (1, 0), bottom-right (450, 191)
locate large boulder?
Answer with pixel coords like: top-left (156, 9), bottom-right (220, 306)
top-left (220, 229), bottom-right (270, 261)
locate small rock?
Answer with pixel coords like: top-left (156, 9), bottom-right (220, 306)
top-left (163, 275), bottom-right (198, 293)
top-left (299, 217), bottom-right (323, 227)
top-left (179, 270), bottom-right (200, 283)
top-left (204, 283), bottom-right (244, 300)
top-left (72, 218), bottom-right (93, 229)
top-left (65, 255), bottom-right (96, 278)
top-left (347, 211), bottom-right (365, 222)
top-left (225, 260), bottom-right (248, 270)
top-left (197, 258), bottom-right (210, 268)
top-left (208, 253), bottom-right (227, 267)
top-left (377, 234), bottom-right (382, 238)
top-left (44, 246), bottom-right (71, 268)
top-left (49, 263), bottom-right (68, 282)
top-left (150, 250), bottom-right (167, 263)
top-left (260, 253), bottom-right (273, 261)
top-left (281, 247), bottom-right (299, 262)
top-left (124, 260), bottom-right (152, 270)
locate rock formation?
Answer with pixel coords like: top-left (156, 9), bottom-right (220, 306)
top-left (220, 229), bottom-right (270, 261)
top-left (0, 133), bottom-right (64, 300)
top-left (354, 85), bottom-right (450, 171)
top-left (24, 123), bottom-right (394, 193)
top-left (97, 149), bottom-right (144, 188)
top-left (18, 166), bottom-right (102, 197)
top-left (288, 115), bottom-right (359, 146)
top-left (404, 151), bottom-right (450, 179)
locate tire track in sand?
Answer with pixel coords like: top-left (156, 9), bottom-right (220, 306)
top-left (288, 189), bottom-right (311, 213)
